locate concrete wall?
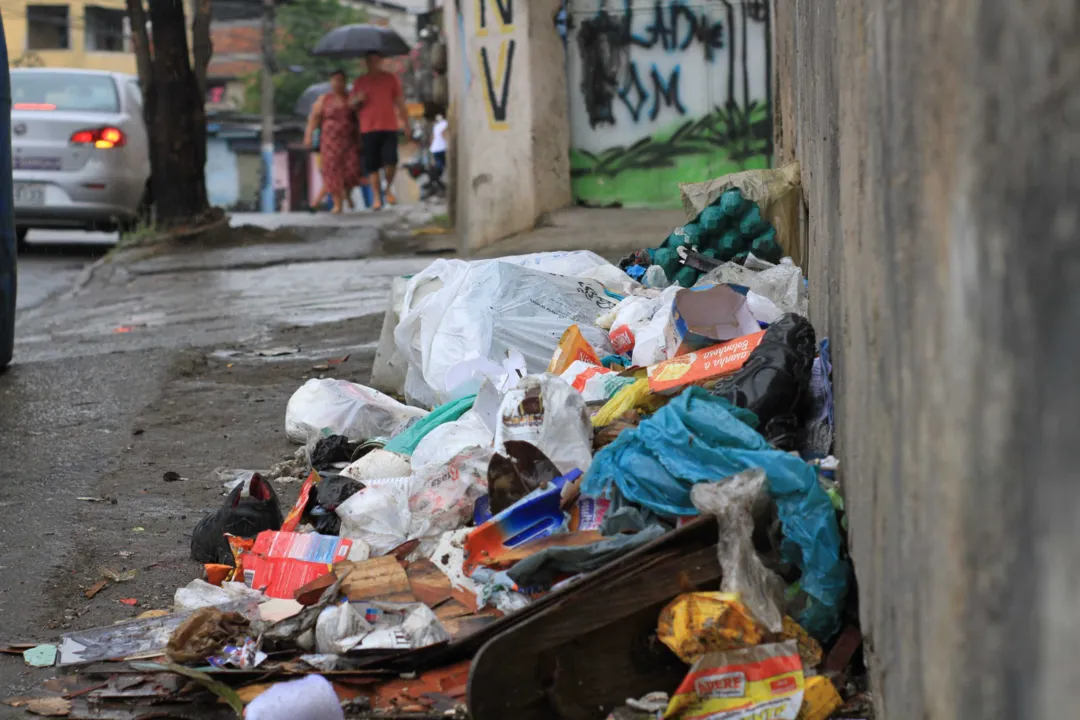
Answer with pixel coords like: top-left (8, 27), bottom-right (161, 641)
top-left (566, 0), bottom-right (772, 209)
top-left (774, 0), bottom-right (1080, 718)
top-left (4, 0), bottom-right (137, 73)
top-left (447, 0), bottom-right (572, 253)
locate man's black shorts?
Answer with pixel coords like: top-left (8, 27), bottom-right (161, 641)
top-left (361, 131), bottom-right (399, 174)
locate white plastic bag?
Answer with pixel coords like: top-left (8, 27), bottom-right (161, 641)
top-left (173, 580), bottom-right (265, 612)
top-left (410, 410), bottom-right (494, 469)
top-left (495, 375), bottom-right (593, 474)
top-left (315, 601), bottom-right (372, 654)
top-left (631, 286), bottom-right (679, 367)
top-left (558, 361), bottom-right (631, 403)
top-left (285, 378), bottom-right (428, 444)
top-left (607, 294), bottom-right (664, 355)
top-left (394, 257), bottom-right (620, 406)
top-left (341, 449), bottom-right (412, 482)
top-left (245, 675), bottom-right (344, 720)
top-left (336, 447), bottom-right (490, 557)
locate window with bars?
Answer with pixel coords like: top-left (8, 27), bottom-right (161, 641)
top-left (27, 5), bottom-right (70, 51)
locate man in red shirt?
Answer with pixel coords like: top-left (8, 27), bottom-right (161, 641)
top-left (350, 53), bottom-right (408, 209)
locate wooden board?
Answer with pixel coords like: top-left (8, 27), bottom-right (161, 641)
top-left (335, 556), bottom-right (415, 603)
top-left (406, 559), bottom-right (453, 607)
top-left (466, 523), bottom-right (724, 720)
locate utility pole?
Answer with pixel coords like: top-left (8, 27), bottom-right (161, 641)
top-left (259, 0), bottom-right (275, 213)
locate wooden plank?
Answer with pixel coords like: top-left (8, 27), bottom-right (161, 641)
top-left (334, 556), bottom-right (415, 603)
top-left (406, 559), bottom-right (453, 607)
top-left (467, 543), bottom-right (722, 720)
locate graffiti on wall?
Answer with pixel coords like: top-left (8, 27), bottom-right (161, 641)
top-left (476, 0), bottom-right (516, 130)
top-left (568, 0), bottom-right (772, 207)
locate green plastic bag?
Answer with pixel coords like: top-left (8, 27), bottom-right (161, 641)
top-left (739, 206), bottom-right (768, 237)
top-left (751, 228), bottom-right (783, 263)
top-left (717, 188), bottom-right (749, 217)
top-left (653, 247), bottom-right (682, 280)
top-left (674, 265), bottom-right (700, 288)
top-left (717, 228), bottom-right (745, 256)
top-left (384, 395), bottom-right (476, 456)
top-left (697, 206), bottom-right (727, 233)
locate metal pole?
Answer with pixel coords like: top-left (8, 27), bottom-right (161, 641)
top-left (259, 0), bottom-right (275, 213)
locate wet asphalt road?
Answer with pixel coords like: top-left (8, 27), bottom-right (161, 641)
top-left (0, 227), bottom-right (433, 711)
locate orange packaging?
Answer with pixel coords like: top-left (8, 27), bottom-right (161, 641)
top-left (646, 330), bottom-right (764, 394)
top-left (281, 470), bottom-right (320, 532)
top-left (547, 324), bottom-right (602, 376)
top-left (204, 564), bottom-right (232, 587)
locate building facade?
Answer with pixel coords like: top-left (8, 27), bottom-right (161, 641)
top-left (3, 0), bottom-right (136, 73)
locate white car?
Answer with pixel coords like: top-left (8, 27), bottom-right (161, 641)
top-left (11, 68), bottom-right (150, 246)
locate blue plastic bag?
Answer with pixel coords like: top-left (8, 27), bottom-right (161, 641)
top-left (581, 387), bottom-right (848, 640)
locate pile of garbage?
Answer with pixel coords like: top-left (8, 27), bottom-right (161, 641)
top-left (6, 164), bottom-right (871, 720)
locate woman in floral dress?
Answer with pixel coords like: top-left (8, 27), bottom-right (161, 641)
top-left (304, 70), bottom-right (362, 214)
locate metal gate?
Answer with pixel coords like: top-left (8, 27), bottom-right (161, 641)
top-left (566, 0), bottom-right (772, 208)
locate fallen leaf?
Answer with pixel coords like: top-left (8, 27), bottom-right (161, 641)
top-left (75, 497), bottom-right (106, 503)
top-left (24, 697), bottom-right (71, 716)
top-left (101, 568), bottom-right (137, 583)
top-left (84, 580), bottom-right (109, 599)
top-left (135, 609), bottom-right (170, 620)
top-left (118, 598), bottom-right (138, 606)
top-left (311, 364), bottom-right (330, 371)
top-left (327, 355), bottom-right (350, 366)
top-left (113, 326), bottom-right (135, 334)
top-left (131, 527), bottom-right (145, 533)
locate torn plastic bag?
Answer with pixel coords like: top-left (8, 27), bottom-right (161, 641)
top-left (383, 394), bottom-right (476, 456)
top-left (800, 338), bottom-right (834, 458)
top-left (351, 601), bottom-right (451, 650)
top-left (285, 378), bottom-right (428, 444)
top-left (691, 470), bottom-right (785, 632)
top-left (494, 374), bottom-right (593, 475)
top-left (630, 286), bottom-right (679, 367)
top-left (748, 257), bottom-right (808, 318)
top-left (336, 447), bottom-right (490, 557)
top-left (710, 313), bottom-right (817, 451)
top-left (191, 474), bottom-right (283, 565)
top-left (315, 601), bottom-right (372, 654)
top-left (393, 258), bottom-right (618, 406)
top-left (174, 580), bottom-right (266, 613)
top-left (581, 387), bottom-right (848, 640)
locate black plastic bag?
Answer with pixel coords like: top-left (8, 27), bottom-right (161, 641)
top-left (191, 474), bottom-right (283, 565)
top-left (315, 473), bottom-right (364, 512)
top-left (309, 434), bottom-right (358, 471)
top-left (710, 313), bottom-right (816, 451)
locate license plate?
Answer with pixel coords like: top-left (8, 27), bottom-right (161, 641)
top-left (14, 183), bottom-right (45, 206)
top-left (14, 156), bottom-right (61, 171)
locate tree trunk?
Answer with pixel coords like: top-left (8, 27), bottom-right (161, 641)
top-left (144, 0), bottom-right (210, 226)
top-left (125, 0), bottom-right (157, 221)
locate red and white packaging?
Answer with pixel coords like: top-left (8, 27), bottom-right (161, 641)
top-left (240, 531), bottom-right (352, 599)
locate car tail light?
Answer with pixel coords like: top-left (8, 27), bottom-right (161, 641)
top-left (70, 126), bottom-right (126, 149)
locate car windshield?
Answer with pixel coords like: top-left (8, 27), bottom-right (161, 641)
top-left (12, 72), bottom-right (119, 113)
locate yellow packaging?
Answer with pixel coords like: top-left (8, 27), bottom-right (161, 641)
top-left (658, 592), bottom-right (763, 664)
top-left (664, 640), bottom-right (805, 720)
top-left (591, 376), bottom-right (667, 427)
top-left (796, 676), bottom-right (842, 720)
top-left (769, 616), bottom-right (824, 670)
top-left (547, 324), bottom-right (601, 376)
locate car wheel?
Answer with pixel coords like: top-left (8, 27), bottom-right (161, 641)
top-left (15, 227), bottom-right (28, 253)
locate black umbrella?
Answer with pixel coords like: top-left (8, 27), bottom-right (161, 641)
top-left (311, 24), bottom-right (411, 58)
top-left (294, 81), bottom-right (331, 117)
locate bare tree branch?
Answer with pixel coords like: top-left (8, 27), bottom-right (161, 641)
top-left (191, 0), bottom-right (213, 99)
top-left (125, 0), bottom-right (152, 94)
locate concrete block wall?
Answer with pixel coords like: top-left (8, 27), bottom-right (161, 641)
top-left (773, 0), bottom-right (1080, 717)
top-left (446, 0), bottom-right (572, 253)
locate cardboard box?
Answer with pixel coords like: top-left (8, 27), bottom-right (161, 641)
top-left (646, 330), bottom-right (764, 394)
top-left (663, 284), bottom-right (761, 359)
top-left (241, 531), bottom-right (353, 599)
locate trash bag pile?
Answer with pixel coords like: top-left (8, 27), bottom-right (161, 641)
top-left (24, 166), bottom-right (870, 720)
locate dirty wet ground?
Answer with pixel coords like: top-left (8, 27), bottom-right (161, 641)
top-left (0, 232), bottom-right (433, 714)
